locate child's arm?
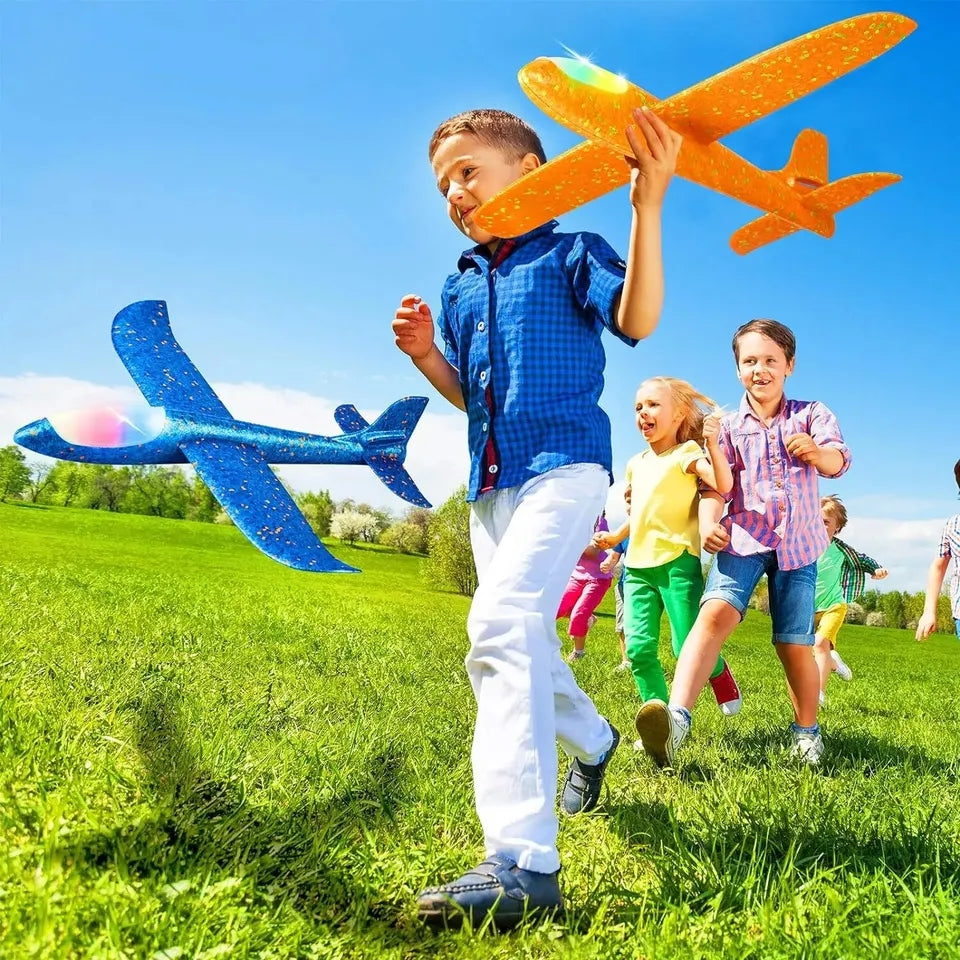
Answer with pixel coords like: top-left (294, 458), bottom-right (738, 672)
top-left (594, 520), bottom-right (629, 551)
top-left (851, 545), bottom-right (888, 580)
top-left (393, 294), bottom-right (466, 411)
top-left (916, 555), bottom-right (951, 641)
top-left (699, 491), bottom-right (729, 554)
top-left (613, 108), bottom-right (682, 341)
top-left (785, 402), bottom-right (851, 478)
top-left (691, 413), bottom-right (734, 495)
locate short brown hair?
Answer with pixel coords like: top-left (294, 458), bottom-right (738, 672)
top-left (954, 458), bottom-right (960, 493)
top-left (732, 319), bottom-right (797, 362)
top-left (821, 495), bottom-right (847, 532)
top-left (428, 109), bottom-right (547, 163)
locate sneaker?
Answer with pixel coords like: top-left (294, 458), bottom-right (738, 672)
top-left (830, 650), bottom-right (853, 681)
top-left (614, 659), bottom-right (631, 673)
top-left (416, 854), bottom-right (564, 929)
top-left (566, 649), bottom-right (585, 664)
top-left (708, 661), bottom-right (742, 716)
top-left (634, 700), bottom-right (688, 768)
top-left (789, 725), bottom-right (824, 765)
top-left (560, 722), bottom-right (620, 815)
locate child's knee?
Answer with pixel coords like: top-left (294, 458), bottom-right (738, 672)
top-left (813, 635), bottom-right (831, 654)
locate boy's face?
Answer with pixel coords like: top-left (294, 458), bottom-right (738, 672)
top-left (735, 332), bottom-right (795, 408)
top-left (822, 508), bottom-right (840, 539)
top-left (431, 132), bottom-right (540, 246)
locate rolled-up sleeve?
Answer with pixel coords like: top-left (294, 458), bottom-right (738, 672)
top-left (567, 233), bottom-right (634, 347)
top-left (810, 401), bottom-right (851, 478)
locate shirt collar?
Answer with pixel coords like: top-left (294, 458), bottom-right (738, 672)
top-left (457, 219), bottom-right (559, 273)
top-left (738, 392), bottom-right (788, 423)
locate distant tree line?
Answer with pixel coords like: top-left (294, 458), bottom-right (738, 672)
top-left (748, 574), bottom-right (955, 635)
top-left (1, 446), bottom-right (477, 596)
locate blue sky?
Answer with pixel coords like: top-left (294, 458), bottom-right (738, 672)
top-left (1, 1), bottom-right (956, 590)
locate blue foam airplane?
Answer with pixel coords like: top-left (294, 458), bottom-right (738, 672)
top-left (14, 300), bottom-right (431, 573)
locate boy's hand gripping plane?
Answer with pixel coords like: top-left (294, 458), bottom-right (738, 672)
top-left (14, 300), bottom-right (431, 573)
top-left (473, 12), bottom-right (916, 254)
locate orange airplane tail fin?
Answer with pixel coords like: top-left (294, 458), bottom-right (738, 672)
top-left (730, 171), bottom-right (902, 255)
top-left (775, 128), bottom-right (829, 190)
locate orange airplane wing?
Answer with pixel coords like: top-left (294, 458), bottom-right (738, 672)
top-left (657, 12), bottom-right (916, 144)
top-left (472, 139), bottom-right (630, 238)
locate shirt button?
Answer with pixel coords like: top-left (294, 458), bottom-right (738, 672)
top-left (478, 321), bottom-right (485, 332)
top-left (488, 464), bottom-right (499, 474)
top-left (778, 503), bottom-right (785, 511)
top-left (479, 371), bottom-right (487, 383)
top-left (482, 423), bottom-right (488, 432)
top-left (775, 481), bottom-right (783, 488)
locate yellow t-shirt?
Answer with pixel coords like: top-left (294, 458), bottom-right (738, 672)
top-left (625, 440), bottom-right (703, 569)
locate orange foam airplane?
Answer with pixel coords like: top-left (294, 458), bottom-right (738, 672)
top-left (472, 12), bottom-right (916, 254)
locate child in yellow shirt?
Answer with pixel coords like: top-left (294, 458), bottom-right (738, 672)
top-left (595, 377), bottom-right (741, 747)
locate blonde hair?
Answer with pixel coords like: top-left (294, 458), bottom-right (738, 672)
top-left (821, 495), bottom-right (848, 532)
top-left (639, 376), bottom-right (719, 446)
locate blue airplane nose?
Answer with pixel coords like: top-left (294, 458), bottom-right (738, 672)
top-left (13, 419), bottom-right (51, 451)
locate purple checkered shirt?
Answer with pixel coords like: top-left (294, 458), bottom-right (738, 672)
top-left (937, 514), bottom-right (960, 618)
top-left (715, 394), bottom-right (851, 571)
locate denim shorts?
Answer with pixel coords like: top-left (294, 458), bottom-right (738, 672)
top-left (702, 550), bottom-right (816, 646)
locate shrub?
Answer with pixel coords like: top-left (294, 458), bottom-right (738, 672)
top-left (381, 521), bottom-right (428, 555)
top-left (866, 610), bottom-right (887, 627)
top-left (424, 485), bottom-right (477, 596)
top-left (845, 602), bottom-right (866, 625)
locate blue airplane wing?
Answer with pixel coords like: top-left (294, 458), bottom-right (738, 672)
top-left (180, 437), bottom-right (358, 573)
top-left (111, 300), bottom-right (231, 418)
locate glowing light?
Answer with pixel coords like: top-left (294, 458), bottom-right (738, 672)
top-left (549, 56), bottom-right (629, 95)
top-left (48, 405), bottom-right (166, 447)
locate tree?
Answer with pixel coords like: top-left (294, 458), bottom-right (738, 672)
top-left (295, 489), bottom-right (334, 537)
top-left (25, 460), bottom-right (57, 503)
top-left (125, 466), bottom-right (191, 518)
top-left (46, 461), bottom-right (92, 507)
top-left (880, 590), bottom-right (905, 630)
top-left (86, 465), bottom-right (132, 512)
top-left (748, 575), bottom-right (769, 613)
top-left (424, 485), bottom-right (477, 596)
top-left (188, 475), bottom-right (221, 523)
top-left (0, 446), bottom-right (30, 501)
top-left (330, 510), bottom-right (378, 545)
top-left (859, 589), bottom-right (881, 614)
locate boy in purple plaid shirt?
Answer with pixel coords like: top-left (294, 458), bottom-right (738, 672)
top-left (635, 319), bottom-right (851, 768)
top-left (392, 106), bottom-right (681, 928)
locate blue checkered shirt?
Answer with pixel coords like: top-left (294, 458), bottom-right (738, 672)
top-left (438, 221), bottom-right (635, 501)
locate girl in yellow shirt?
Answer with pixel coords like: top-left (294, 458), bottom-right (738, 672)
top-left (595, 377), bottom-right (742, 746)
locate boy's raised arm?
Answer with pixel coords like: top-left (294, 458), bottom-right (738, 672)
top-left (393, 294), bottom-right (466, 411)
top-left (614, 108), bottom-right (682, 341)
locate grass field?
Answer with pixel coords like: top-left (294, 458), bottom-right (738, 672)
top-left (2, 502), bottom-right (959, 959)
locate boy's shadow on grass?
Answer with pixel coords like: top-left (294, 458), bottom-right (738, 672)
top-left (60, 683), bottom-right (419, 933)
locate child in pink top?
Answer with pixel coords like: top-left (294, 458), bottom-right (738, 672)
top-left (558, 513), bottom-right (614, 662)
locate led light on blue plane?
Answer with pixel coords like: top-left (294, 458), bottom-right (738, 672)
top-left (14, 300), bottom-right (431, 573)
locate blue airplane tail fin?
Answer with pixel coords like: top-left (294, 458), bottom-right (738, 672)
top-left (335, 398), bottom-right (431, 508)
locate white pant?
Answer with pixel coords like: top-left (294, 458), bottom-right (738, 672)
top-left (466, 463), bottom-right (615, 873)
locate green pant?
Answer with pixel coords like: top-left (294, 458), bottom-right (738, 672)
top-left (624, 551), bottom-right (723, 703)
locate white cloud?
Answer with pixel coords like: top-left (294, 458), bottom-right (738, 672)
top-left (1, 374), bottom-right (468, 513)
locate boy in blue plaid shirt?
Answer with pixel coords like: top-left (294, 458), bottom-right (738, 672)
top-left (393, 107), bottom-right (681, 928)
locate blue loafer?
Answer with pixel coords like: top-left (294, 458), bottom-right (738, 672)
top-left (560, 721), bottom-right (620, 815)
top-left (416, 854), bottom-right (564, 929)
